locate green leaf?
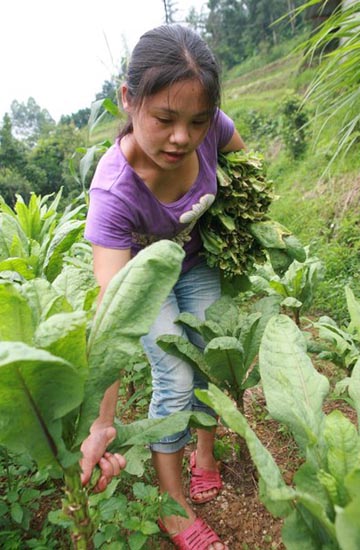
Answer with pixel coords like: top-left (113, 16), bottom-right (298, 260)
top-left (10, 502), bottom-right (23, 524)
top-left (259, 315), bottom-right (329, 456)
top-left (52, 265), bottom-right (98, 312)
top-left (123, 445), bottom-right (151, 477)
top-left (156, 334), bottom-right (210, 381)
top-left (0, 258), bottom-right (35, 279)
top-left (0, 282), bottom-right (35, 343)
top-left (0, 213), bottom-right (29, 261)
top-left (128, 531), bottom-right (147, 550)
top-left (324, 410), bottom-right (360, 487)
top-left (43, 220), bottom-right (84, 282)
top-left (335, 497), bottom-right (360, 550)
top-left (77, 240), bottom-right (184, 442)
top-left (346, 286), bottom-right (360, 338)
top-left (204, 336), bottom-right (245, 389)
top-left (282, 508), bottom-right (328, 550)
top-left (348, 358), bottom-right (360, 431)
top-left (21, 278), bottom-right (71, 326)
top-left (34, 311), bottom-right (88, 372)
top-left (114, 411), bottom-right (216, 449)
top-left (196, 384), bottom-right (290, 516)
top-left (0, 342), bottom-right (83, 470)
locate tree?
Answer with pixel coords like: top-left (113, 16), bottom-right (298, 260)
top-left (10, 97), bottom-right (55, 146)
top-left (60, 108), bottom-right (91, 129)
top-left (28, 123), bottom-right (83, 197)
top-left (0, 114), bottom-right (27, 171)
top-left (162, 0), bottom-right (178, 23)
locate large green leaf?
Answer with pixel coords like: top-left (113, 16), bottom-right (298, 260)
top-left (0, 342), bottom-right (83, 470)
top-left (0, 282), bottom-right (35, 343)
top-left (324, 410), bottom-right (360, 491)
top-left (0, 213), bottom-right (29, 260)
top-left (34, 311), bottom-right (88, 372)
top-left (335, 496), bottom-right (360, 550)
top-left (77, 240), bottom-right (184, 442)
top-left (21, 278), bottom-right (72, 326)
top-left (53, 265), bottom-right (98, 312)
top-left (204, 336), bottom-right (245, 389)
top-left (43, 220), bottom-right (85, 282)
top-left (156, 334), bottom-right (210, 380)
top-left (196, 384), bottom-right (291, 517)
top-left (114, 411), bottom-right (218, 477)
top-left (259, 315), bottom-right (329, 460)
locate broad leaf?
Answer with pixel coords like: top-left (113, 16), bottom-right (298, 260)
top-left (156, 334), bottom-right (210, 380)
top-left (53, 265), bottom-right (98, 312)
top-left (34, 311), bottom-right (88, 372)
top-left (0, 282), bottom-right (35, 343)
top-left (196, 384), bottom-right (291, 516)
top-left (77, 240), bottom-right (184, 442)
top-left (335, 496), bottom-right (360, 550)
top-left (204, 336), bottom-right (245, 389)
top-left (43, 220), bottom-right (85, 282)
top-left (324, 410), bottom-right (360, 489)
top-left (0, 342), bottom-right (83, 470)
top-left (259, 315), bottom-right (329, 459)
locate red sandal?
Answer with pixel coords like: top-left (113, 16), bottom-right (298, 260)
top-left (158, 516), bottom-right (225, 550)
top-left (189, 451), bottom-right (223, 504)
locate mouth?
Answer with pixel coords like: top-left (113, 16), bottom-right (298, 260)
top-left (162, 151), bottom-right (187, 162)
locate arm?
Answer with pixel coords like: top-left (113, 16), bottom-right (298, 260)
top-left (220, 127), bottom-right (246, 153)
top-left (80, 245), bottom-right (131, 492)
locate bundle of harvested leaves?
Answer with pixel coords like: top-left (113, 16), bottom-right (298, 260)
top-left (199, 150), bottom-right (305, 280)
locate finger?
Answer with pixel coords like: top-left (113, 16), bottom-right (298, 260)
top-left (103, 452), bottom-right (126, 476)
top-left (93, 475), bottom-right (109, 494)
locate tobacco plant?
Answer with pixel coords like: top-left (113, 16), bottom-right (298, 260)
top-left (0, 240), bottom-right (219, 549)
top-left (250, 247), bottom-right (324, 327)
top-left (198, 314), bottom-right (360, 550)
top-left (0, 190), bottom-right (85, 282)
top-left (157, 293), bottom-right (280, 412)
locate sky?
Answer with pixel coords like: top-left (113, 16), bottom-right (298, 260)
top-left (1, 0), bottom-right (207, 123)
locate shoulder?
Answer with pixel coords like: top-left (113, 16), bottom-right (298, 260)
top-left (204, 109), bottom-right (235, 150)
top-left (90, 139), bottom-right (136, 193)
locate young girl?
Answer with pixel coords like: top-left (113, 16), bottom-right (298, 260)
top-left (81, 24), bottom-right (245, 550)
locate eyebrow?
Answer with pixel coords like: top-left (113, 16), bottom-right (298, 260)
top-left (155, 107), bottom-right (212, 117)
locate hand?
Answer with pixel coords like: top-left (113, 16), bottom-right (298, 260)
top-left (80, 425), bottom-right (126, 493)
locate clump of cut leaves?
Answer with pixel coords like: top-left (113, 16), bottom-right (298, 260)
top-left (200, 151), bottom-right (306, 280)
top-left (198, 315), bottom-right (360, 550)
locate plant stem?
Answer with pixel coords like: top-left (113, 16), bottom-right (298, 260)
top-left (63, 464), bottom-right (95, 550)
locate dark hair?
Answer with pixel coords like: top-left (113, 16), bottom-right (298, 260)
top-left (119, 24), bottom-right (221, 138)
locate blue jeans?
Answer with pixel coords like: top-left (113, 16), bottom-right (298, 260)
top-left (141, 261), bottom-right (221, 453)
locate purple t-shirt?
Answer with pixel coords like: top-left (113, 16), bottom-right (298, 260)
top-left (84, 109), bottom-right (234, 272)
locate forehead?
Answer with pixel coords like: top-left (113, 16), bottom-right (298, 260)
top-left (142, 79), bottom-right (210, 114)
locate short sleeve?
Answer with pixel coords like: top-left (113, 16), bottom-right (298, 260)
top-left (84, 188), bottom-right (133, 249)
top-left (214, 109), bottom-right (235, 150)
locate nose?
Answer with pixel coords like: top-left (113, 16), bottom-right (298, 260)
top-left (169, 123), bottom-right (190, 147)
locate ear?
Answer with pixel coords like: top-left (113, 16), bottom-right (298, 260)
top-left (121, 84), bottom-right (131, 112)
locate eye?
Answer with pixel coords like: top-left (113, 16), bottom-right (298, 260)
top-left (156, 117), bottom-right (172, 124)
top-left (192, 119), bottom-right (209, 126)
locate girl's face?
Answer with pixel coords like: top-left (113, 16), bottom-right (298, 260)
top-left (121, 79), bottom-right (212, 171)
